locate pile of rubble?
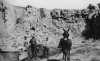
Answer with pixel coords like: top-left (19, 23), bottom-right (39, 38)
top-left (0, 3), bottom-right (86, 51)
top-left (1, 1), bottom-right (100, 61)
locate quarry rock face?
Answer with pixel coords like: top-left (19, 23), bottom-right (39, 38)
top-left (0, 3), bottom-right (86, 51)
top-left (0, 1), bottom-right (88, 61)
top-left (1, 1), bottom-right (100, 61)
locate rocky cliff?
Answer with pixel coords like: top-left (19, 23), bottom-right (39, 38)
top-left (0, 3), bottom-right (86, 51)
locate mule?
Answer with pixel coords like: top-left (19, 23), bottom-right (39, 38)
top-left (58, 29), bottom-right (72, 61)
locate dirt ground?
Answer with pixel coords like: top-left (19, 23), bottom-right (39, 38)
top-left (28, 39), bottom-right (100, 61)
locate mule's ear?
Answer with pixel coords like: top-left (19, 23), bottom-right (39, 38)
top-left (62, 28), bottom-right (66, 32)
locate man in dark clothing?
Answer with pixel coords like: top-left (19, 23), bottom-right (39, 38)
top-left (29, 37), bottom-right (37, 58)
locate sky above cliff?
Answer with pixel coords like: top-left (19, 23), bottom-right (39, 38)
top-left (6, 0), bottom-right (100, 9)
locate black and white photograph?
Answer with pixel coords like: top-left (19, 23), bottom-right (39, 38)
top-left (0, 0), bottom-right (100, 61)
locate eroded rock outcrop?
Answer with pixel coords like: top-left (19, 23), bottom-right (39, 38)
top-left (0, 2), bottom-right (87, 50)
top-left (0, 1), bottom-right (87, 60)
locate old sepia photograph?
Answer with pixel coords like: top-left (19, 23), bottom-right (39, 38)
top-left (0, 0), bottom-right (100, 61)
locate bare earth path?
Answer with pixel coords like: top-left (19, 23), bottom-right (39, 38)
top-left (33, 40), bottom-right (100, 61)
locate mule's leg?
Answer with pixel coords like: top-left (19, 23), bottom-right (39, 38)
top-left (65, 53), bottom-right (67, 61)
top-left (65, 50), bottom-right (68, 61)
top-left (67, 50), bottom-right (70, 61)
top-left (62, 52), bottom-right (65, 60)
top-left (63, 51), bottom-right (67, 61)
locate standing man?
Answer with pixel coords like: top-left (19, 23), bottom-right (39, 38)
top-left (29, 36), bottom-right (37, 58)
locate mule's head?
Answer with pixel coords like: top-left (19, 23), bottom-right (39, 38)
top-left (62, 28), bottom-right (70, 38)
